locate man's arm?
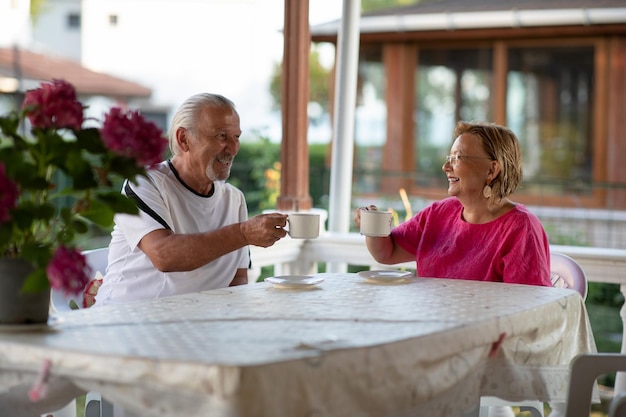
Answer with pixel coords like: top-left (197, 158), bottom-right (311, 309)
top-left (138, 212), bottom-right (288, 272)
top-left (229, 268), bottom-right (248, 286)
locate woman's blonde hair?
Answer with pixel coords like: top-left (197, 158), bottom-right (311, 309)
top-left (453, 121), bottom-right (523, 199)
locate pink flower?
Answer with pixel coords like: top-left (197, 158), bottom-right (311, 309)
top-left (100, 107), bottom-right (167, 167)
top-left (46, 246), bottom-right (91, 296)
top-left (0, 163), bottom-right (18, 223)
top-left (22, 79), bottom-right (84, 130)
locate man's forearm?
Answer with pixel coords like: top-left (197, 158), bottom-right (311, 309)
top-left (140, 223), bottom-right (248, 272)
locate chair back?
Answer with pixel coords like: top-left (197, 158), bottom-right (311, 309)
top-left (565, 353), bottom-right (626, 417)
top-left (82, 247), bottom-right (109, 276)
top-left (550, 252), bottom-right (587, 300)
top-left (50, 247), bottom-right (109, 312)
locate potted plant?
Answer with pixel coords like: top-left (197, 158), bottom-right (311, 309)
top-left (0, 79), bottom-right (167, 325)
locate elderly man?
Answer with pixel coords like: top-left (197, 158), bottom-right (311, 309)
top-left (95, 93), bottom-right (288, 305)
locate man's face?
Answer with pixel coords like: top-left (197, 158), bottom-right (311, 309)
top-left (191, 106), bottom-right (241, 182)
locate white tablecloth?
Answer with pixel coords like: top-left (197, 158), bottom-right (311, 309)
top-left (0, 274), bottom-right (597, 417)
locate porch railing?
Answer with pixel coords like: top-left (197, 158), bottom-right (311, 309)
top-left (250, 232), bottom-right (626, 285)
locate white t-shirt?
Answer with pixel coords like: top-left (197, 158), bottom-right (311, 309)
top-left (95, 160), bottom-right (249, 306)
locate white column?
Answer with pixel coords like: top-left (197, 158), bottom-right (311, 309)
top-left (327, 0), bottom-right (361, 273)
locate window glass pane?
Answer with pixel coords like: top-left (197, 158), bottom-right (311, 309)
top-left (507, 46), bottom-right (594, 195)
top-left (354, 52), bottom-right (386, 194)
top-left (416, 48), bottom-right (493, 187)
top-left (67, 13), bottom-right (80, 29)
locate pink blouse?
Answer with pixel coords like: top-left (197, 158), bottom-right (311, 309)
top-left (391, 197), bottom-right (551, 286)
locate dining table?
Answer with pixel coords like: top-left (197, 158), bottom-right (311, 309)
top-left (0, 272), bottom-right (597, 417)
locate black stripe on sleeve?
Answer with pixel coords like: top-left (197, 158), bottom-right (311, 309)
top-left (124, 180), bottom-right (172, 230)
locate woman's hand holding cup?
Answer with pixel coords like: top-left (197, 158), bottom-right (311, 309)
top-left (355, 205), bottom-right (392, 237)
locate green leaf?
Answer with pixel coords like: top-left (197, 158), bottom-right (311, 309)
top-left (21, 243), bottom-right (52, 267)
top-left (36, 203), bottom-right (56, 221)
top-left (11, 206), bottom-right (36, 230)
top-left (60, 206), bottom-right (72, 223)
top-left (0, 222), bottom-right (14, 248)
top-left (80, 199), bottom-right (116, 227)
top-left (0, 112), bottom-right (20, 136)
top-left (13, 202), bottom-right (56, 227)
top-left (57, 227), bottom-right (75, 244)
top-left (74, 127), bottom-right (107, 154)
top-left (71, 217), bottom-right (89, 234)
top-left (96, 192), bottom-right (139, 215)
top-left (17, 174), bottom-right (50, 191)
top-left (21, 268), bottom-right (50, 293)
top-left (62, 151), bottom-right (99, 189)
top-left (109, 155), bottom-right (147, 180)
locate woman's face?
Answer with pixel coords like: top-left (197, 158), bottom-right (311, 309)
top-left (442, 133), bottom-right (494, 201)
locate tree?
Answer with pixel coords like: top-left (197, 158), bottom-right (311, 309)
top-left (361, 0), bottom-right (419, 13)
top-left (269, 46), bottom-right (331, 124)
top-left (30, 0), bottom-right (48, 23)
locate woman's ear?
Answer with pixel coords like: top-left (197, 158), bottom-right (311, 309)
top-left (489, 159), bottom-right (501, 180)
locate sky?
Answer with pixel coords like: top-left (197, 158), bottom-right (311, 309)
top-left (4, 0), bottom-right (345, 143)
top-left (222, 0), bottom-right (344, 142)
top-left (114, 0), bottom-right (345, 144)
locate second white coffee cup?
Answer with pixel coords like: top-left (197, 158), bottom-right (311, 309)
top-left (359, 209), bottom-right (392, 237)
top-left (286, 213), bottom-right (320, 239)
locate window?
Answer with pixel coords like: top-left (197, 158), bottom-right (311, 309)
top-left (507, 46), bottom-right (594, 196)
top-left (339, 38), bottom-right (604, 207)
top-left (416, 48), bottom-right (493, 187)
top-left (354, 54), bottom-right (387, 194)
top-left (67, 13), bottom-right (80, 29)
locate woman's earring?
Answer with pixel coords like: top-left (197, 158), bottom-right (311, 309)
top-left (483, 184), bottom-right (492, 199)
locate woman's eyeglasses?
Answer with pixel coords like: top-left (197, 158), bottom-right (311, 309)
top-left (445, 155), bottom-right (493, 166)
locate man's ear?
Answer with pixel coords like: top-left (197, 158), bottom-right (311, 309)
top-left (176, 127), bottom-right (190, 152)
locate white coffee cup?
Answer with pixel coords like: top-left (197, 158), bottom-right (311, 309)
top-left (286, 213), bottom-right (320, 239)
top-left (359, 209), bottom-right (392, 237)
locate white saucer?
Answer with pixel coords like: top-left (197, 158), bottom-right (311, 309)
top-left (264, 275), bottom-right (325, 289)
top-left (0, 316), bottom-right (64, 333)
top-left (358, 270), bottom-right (413, 284)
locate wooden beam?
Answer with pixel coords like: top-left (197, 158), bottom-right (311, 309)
top-left (492, 41), bottom-right (507, 124)
top-left (277, 0), bottom-right (312, 211)
top-left (312, 24), bottom-right (626, 44)
top-left (593, 38), bottom-right (610, 208)
top-left (382, 43), bottom-right (416, 195)
top-left (606, 37), bottom-right (626, 209)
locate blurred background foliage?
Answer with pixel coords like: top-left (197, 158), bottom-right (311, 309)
top-left (229, 138), bottom-right (330, 215)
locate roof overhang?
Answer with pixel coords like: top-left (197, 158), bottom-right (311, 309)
top-left (311, 7), bottom-right (626, 37)
top-left (0, 48), bottom-right (152, 99)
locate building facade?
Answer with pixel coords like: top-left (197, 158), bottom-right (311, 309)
top-left (312, 0), bottom-right (626, 215)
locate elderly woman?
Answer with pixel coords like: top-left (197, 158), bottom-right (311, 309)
top-left (355, 120), bottom-right (551, 286)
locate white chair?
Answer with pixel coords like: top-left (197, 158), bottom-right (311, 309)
top-left (479, 251), bottom-right (588, 417)
top-left (549, 252), bottom-right (588, 299)
top-left (564, 353), bottom-right (626, 417)
top-left (85, 391), bottom-right (116, 417)
top-left (81, 249), bottom-right (120, 417)
top-left (49, 247), bottom-right (118, 417)
top-left (45, 248), bottom-right (110, 417)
